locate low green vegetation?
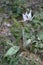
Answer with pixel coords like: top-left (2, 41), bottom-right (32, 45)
top-left (0, 0), bottom-right (43, 65)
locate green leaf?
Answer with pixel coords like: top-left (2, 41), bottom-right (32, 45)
top-left (38, 31), bottom-right (43, 40)
top-left (4, 46), bottom-right (20, 57)
top-left (40, 22), bottom-right (43, 27)
top-left (25, 33), bottom-right (31, 39)
top-left (26, 39), bottom-right (32, 46)
top-left (33, 19), bottom-right (39, 23)
top-left (12, 18), bottom-right (21, 28)
top-left (39, 44), bottom-right (43, 48)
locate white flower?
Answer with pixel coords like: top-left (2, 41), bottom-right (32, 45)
top-left (25, 10), bottom-right (35, 21)
top-left (22, 13), bottom-right (28, 21)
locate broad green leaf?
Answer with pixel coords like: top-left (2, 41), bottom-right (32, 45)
top-left (39, 44), bottom-right (43, 48)
top-left (35, 43), bottom-right (39, 48)
top-left (25, 33), bottom-right (31, 39)
top-left (4, 46), bottom-right (20, 57)
top-left (26, 39), bottom-right (32, 45)
top-left (38, 31), bottom-right (43, 40)
top-left (33, 19), bottom-right (39, 23)
top-left (40, 22), bottom-right (43, 27)
top-left (39, 12), bottom-right (43, 19)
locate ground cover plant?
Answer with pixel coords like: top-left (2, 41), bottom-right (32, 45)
top-left (0, 0), bottom-right (43, 65)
